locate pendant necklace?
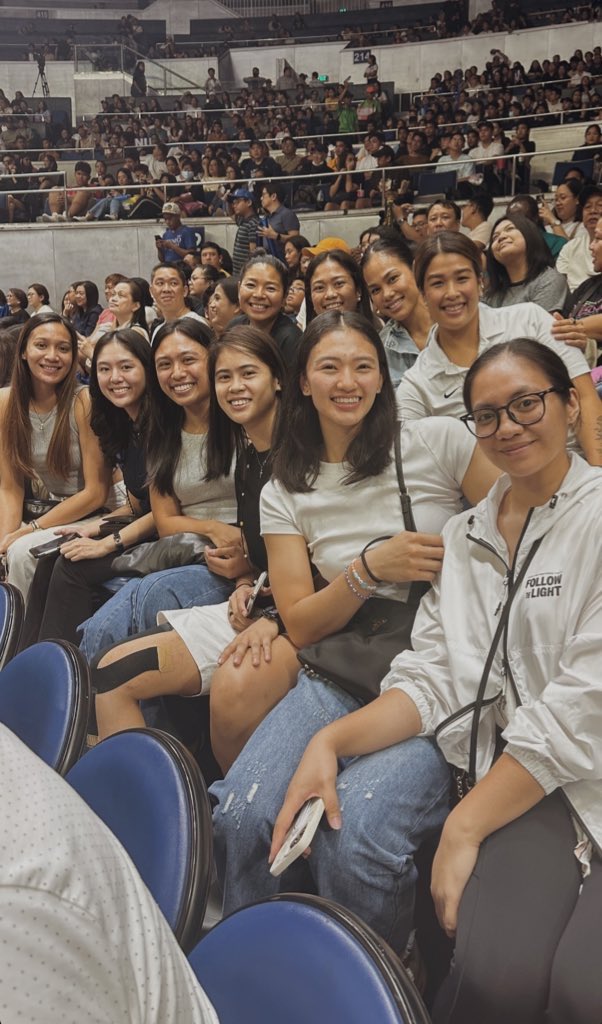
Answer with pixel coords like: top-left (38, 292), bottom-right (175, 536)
top-left (30, 401), bottom-right (56, 432)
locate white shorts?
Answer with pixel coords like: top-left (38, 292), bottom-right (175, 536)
top-left (157, 600), bottom-right (236, 695)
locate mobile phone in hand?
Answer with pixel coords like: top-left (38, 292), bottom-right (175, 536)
top-left (246, 570), bottom-right (268, 614)
top-left (32, 533), bottom-right (79, 558)
top-left (270, 797), bottom-right (326, 877)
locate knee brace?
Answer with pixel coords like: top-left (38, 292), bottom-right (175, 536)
top-left (91, 623), bottom-right (172, 694)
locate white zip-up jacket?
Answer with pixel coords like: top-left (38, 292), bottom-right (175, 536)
top-left (382, 454), bottom-right (602, 852)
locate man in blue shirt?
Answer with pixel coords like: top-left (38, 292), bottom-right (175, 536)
top-left (155, 201), bottom-right (200, 264)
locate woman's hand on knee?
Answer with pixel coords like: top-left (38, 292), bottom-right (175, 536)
top-left (431, 821), bottom-right (480, 939)
top-left (218, 617), bottom-right (279, 668)
top-left (0, 525), bottom-right (31, 554)
top-left (269, 734), bottom-right (341, 864)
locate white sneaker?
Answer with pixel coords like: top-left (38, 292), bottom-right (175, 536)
top-left (41, 212), bottom-right (59, 222)
top-left (107, 213), bottom-right (118, 220)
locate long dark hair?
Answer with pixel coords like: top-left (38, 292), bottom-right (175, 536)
top-left (485, 213), bottom-right (553, 299)
top-left (206, 324), bottom-right (285, 480)
top-left (3, 313), bottom-right (79, 481)
top-left (305, 250), bottom-right (373, 323)
top-left (463, 338), bottom-right (573, 413)
top-left (272, 310), bottom-right (396, 493)
top-left (147, 318), bottom-right (214, 495)
top-left (89, 329), bottom-right (152, 464)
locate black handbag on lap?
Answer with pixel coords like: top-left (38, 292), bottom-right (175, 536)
top-left (299, 430), bottom-right (429, 704)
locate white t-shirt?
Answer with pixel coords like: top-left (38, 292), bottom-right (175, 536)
top-left (0, 724), bottom-right (218, 1024)
top-left (260, 418), bottom-right (475, 603)
top-left (396, 302), bottom-right (590, 421)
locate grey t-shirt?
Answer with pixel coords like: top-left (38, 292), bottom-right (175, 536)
top-left (485, 266), bottom-right (568, 313)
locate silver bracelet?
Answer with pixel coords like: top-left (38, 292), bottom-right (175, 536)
top-left (350, 559), bottom-right (377, 594)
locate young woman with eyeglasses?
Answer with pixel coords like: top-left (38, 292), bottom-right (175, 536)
top-left (396, 232), bottom-right (602, 466)
top-left (271, 338), bottom-right (602, 1023)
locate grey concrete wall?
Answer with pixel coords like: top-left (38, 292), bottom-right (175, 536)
top-left (0, 211), bottom-right (378, 308)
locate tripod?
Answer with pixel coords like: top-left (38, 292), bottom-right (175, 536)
top-left (33, 68), bottom-right (50, 98)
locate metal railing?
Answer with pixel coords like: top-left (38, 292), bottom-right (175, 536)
top-left (1, 139), bottom-right (597, 225)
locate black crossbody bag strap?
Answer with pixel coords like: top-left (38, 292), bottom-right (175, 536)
top-left (394, 426), bottom-right (417, 533)
top-left (362, 427), bottom-right (418, 561)
top-left (467, 537), bottom-right (543, 785)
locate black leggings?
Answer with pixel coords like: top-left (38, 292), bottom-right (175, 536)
top-left (433, 791), bottom-right (602, 1024)
top-left (22, 552), bottom-right (125, 649)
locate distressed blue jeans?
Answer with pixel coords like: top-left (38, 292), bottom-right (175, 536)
top-left (79, 565), bottom-right (234, 661)
top-left (211, 671), bottom-right (451, 951)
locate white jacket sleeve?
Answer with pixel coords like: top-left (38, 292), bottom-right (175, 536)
top-left (380, 575), bottom-right (458, 734)
top-left (504, 567), bottom-right (602, 793)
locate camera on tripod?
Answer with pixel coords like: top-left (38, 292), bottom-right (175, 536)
top-left (33, 50), bottom-right (46, 74)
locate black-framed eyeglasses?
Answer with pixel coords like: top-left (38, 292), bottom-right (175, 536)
top-left (460, 387), bottom-right (561, 438)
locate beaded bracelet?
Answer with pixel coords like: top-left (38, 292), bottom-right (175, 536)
top-left (343, 563), bottom-right (372, 601)
top-left (350, 559), bottom-right (377, 594)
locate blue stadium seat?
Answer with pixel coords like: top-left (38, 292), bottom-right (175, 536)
top-left (66, 727), bottom-right (213, 951)
top-left (552, 160), bottom-right (594, 186)
top-left (416, 171), bottom-right (457, 198)
top-left (0, 581), bottom-right (24, 670)
top-left (0, 639), bottom-right (89, 774)
top-left (188, 893), bottom-right (431, 1023)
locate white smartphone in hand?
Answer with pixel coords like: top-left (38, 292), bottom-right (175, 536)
top-left (246, 571), bottom-right (268, 614)
top-left (270, 797), bottom-right (325, 877)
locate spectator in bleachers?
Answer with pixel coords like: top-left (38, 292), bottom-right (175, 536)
top-left (240, 140), bottom-right (281, 180)
top-left (26, 283), bottom-right (53, 316)
top-left (130, 60), bottom-right (147, 99)
top-left (503, 120), bottom-right (535, 192)
top-left (397, 232), bottom-right (600, 464)
top-left (71, 281), bottom-right (102, 346)
top-left (572, 122), bottom-right (602, 162)
top-left (325, 152), bottom-right (360, 211)
top-left (42, 160), bottom-right (92, 223)
top-left (205, 278), bottom-right (241, 337)
top-left (557, 185), bottom-right (602, 291)
top-left (427, 200), bottom-right (462, 235)
top-left (362, 236), bottom-right (431, 385)
top-left (304, 247), bottom-right (371, 323)
top-left (150, 264), bottom-right (206, 326)
top-left (469, 120), bottom-right (504, 193)
top-left (552, 212), bottom-right (602, 366)
top-left (235, 252), bottom-right (301, 365)
top-left (230, 188), bottom-right (259, 275)
top-left (188, 265), bottom-right (219, 314)
top-left (485, 214), bottom-right (568, 313)
top-left (282, 235), bottom-right (311, 277)
top-left (0, 289), bottom-right (29, 329)
top-left (507, 194), bottom-right (568, 261)
top-left (461, 192), bottom-right (493, 251)
top-left (276, 136), bottom-right (303, 177)
top-left (257, 181), bottom-right (300, 262)
top-left (538, 180), bottom-right (584, 243)
top-left (199, 242), bottom-right (225, 271)
top-left (435, 131), bottom-right (476, 182)
top-left (155, 202), bottom-right (198, 265)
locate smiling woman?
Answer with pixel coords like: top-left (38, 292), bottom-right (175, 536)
top-left (209, 308), bottom-right (498, 943)
top-left (0, 313), bottom-right (113, 601)
top-left (77, 318), bottom-right (239, 665)
top-left (362, 236), bottom-right (432, 386)
top-left (305, 250), bottom-right (372, 325)
top-left (236, 252), bottom-right (301, 368)
top-left (396, 232), bottom-right (602, 466)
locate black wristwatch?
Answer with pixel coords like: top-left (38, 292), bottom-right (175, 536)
top-left (260, 606), bottom-right (285, 634)
top-left (112, 531), bottom-right (125, 554)
top-left (276, 232), bottom-right (281, 241)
